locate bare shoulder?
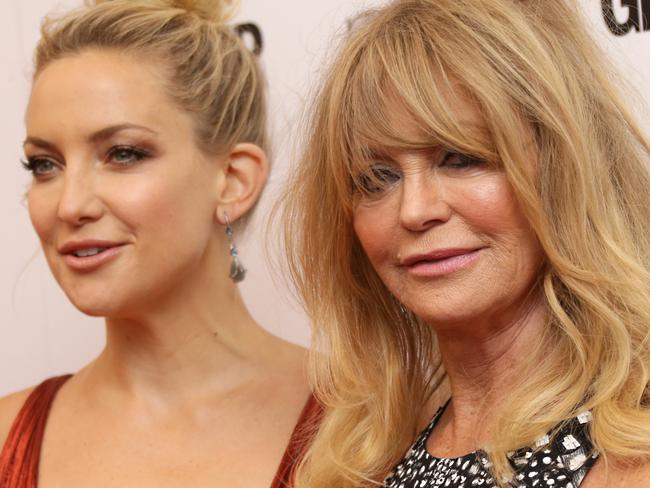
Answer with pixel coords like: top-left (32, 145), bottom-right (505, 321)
top-left (260, 332), bottom-right (309, 378)
top-left (276, 340), bottom-right (309, 372)
top-left (583, 456), bottom-right (650, 488)
top-left (0, 387), bottom-right (36, 450)
top-left (256, 335), bottom-right (311, 403)
top-left (272, 339), bottom-right (311, 392)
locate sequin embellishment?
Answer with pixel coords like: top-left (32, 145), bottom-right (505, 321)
top-left (382, 406), bottom-right (598, 488)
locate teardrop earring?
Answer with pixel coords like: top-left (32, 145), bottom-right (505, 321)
top-left (224, 212), bottom-right (246, 283)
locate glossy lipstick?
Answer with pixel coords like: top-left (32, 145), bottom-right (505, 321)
top-left (402, 248), bottom-right (482, 278)
top-left (59, 240), bottom-right (126, 272)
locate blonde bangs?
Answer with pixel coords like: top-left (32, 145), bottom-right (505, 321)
top-left (335, 12), bottom-right (502, 201)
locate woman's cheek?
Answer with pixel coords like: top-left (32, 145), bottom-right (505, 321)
top-left (453, 177), bottom-right (521, 234)
top-left (353, 203), bottom-right (396, 268)
top-left (27, 189), bottom-right (57, 243)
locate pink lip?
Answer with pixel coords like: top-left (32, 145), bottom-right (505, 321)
top-left (402, 248), bottom-right (482, 277)
top-left (58, 240), bottom-right (127, 273)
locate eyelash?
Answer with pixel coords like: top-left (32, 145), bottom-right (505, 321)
top-left (21, 157), bottom-right (57, 177)
top-left (21, 145), bottom-right (150, 178)
top-left (357, 151), bottom-right (485, 195)
top-left (107, 145), bottom-right (150, 166)
top-left (357, 166), bottom-right (401, 194)
top-left (442, 152), bottom-right (485, 170)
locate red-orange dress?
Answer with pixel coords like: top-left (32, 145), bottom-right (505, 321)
top-left (0, 375), bottom-right (321, 488)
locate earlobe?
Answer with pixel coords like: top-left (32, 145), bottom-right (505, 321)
top-left (215, 142), bottom-right (269, 223)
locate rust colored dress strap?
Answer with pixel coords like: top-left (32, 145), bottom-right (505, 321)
top-left (270, 393), bottom-right (323, 488)
top-left (0, 375), bottom-right (72, 488)
top-left (0, 379), bottom-right (320, 488)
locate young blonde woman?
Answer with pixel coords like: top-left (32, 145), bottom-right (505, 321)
top-left (282, 0), bottom-right (650, 486)
top-left (0, 1), bottom-right (318, 486)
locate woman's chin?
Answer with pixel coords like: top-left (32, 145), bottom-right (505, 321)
top-left (72, 301), bottom-right (119, 318)
top-left (65, 292), bottom-right (127, 319)
top-left (407, 297), bottom-right (487, 327)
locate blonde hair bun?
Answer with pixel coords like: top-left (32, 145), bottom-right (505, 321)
top-left (92, 0), bottom-right (238, 24)
top-left (170, 0), bottom-right (238, 24)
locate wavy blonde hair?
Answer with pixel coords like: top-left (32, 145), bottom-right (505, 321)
top-left (281, 0), bottom-right (650, 485)
top-left (35, 0), bottom-right (266, 156)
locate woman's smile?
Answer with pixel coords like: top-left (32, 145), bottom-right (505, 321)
top-left (401, 247), bottom-right (484, 278)
top-left (59, 240), bottom-right (128, 273)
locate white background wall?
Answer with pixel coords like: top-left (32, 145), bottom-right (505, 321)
top-left (1, 0), bottom-right (648, 396)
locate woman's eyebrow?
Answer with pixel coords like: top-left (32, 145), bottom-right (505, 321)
top-left (87, 123), bottom-right (158, 143)
top-left (23, 123), bottom-right (159, 149)
top-left (23, 136), bottom-right (56, 150)
top-left (365, 148), bottom-right (394, 161)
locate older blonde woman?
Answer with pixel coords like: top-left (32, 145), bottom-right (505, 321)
top-left (282, 0), bottom-right (650, 486)
top-left (0, 1), bottom-right (318, 487)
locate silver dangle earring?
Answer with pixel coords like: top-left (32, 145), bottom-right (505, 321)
top-left (224, 212), bottom-right (247, 283)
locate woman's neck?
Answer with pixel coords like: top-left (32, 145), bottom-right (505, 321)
top-left (428, 293), bottom-right (548, 455)
top-left (79, 275), bottom-right (277, 408)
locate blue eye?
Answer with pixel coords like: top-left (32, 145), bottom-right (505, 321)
top-left (108, 146), bottom-right (148, 166)
top-left (440, 152), bottom-right (485, 169)
top-left (358, 165), bottom-right (401, 194)
top-left (21, 157), bottom-right (59, 178)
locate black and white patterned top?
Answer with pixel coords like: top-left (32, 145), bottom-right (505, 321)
top-left (383, 403), bottom-right (599, 488)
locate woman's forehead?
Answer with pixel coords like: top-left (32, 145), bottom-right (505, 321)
top-left (347, 90), bottom-right (492, 159)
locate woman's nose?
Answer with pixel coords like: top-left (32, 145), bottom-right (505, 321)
top-left (399, 173), bottom-right (452, 232)
top-left (56, 165), bottom-right (103, 226)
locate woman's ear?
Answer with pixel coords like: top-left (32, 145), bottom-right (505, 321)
top-left (215, 143), bottom-right (269, 224)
